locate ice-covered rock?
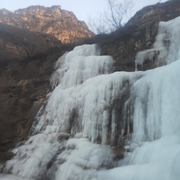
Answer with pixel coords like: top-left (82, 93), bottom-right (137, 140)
top-left (2, 15), bottom-right (180, 180)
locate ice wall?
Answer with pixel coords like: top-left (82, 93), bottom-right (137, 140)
top-left (2, 16), bottom-right (180, 180)
top-left (98, 17), bottom-right (180, 180)
top-left (135, 16), bottom-right (180, 70)
top-left (99, 60), bottom-right (180, 180)
top-left (2, 44), bottom-right (131, 179)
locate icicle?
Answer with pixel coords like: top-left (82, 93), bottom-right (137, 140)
top-left (3, 15), bottom-right (180, 180)
top-left (135, 16), bottom-right (180, 70)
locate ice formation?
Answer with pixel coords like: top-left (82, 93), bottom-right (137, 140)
top-left (0, 174), bottom-right (32, 180)
top-left (135, 16), bottom-right (180, 70)
top-left (1, 17), bottom-right (180, 180)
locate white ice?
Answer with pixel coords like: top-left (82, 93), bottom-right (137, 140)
top-left (99, 59), bottom-right (180, 180)
top-left (2, 15), bottom-right (180, 180)
top-left (0, 174), bottom-right (33, 180)
top-left (55, 138), bottom-right (114, 180)
top-left (2, 44), bottom-right (118, 179)
top-left (135, 16), bottom-right (180, 69)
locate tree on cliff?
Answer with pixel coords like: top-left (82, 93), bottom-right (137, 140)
top-left (88, 0), bottom-right (133, 34)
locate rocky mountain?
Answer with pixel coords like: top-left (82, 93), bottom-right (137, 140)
top-left (0, 5), bottom-right (94, 44)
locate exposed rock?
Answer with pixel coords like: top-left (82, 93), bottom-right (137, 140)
top-left (100, 21), bottom-right (159, 72)
top-left (0, 22), bottom-right (62, 62)
top-left (98, 0), bottom-right (180, 71)
top-left (0, 23), bottom-right (73, 162)
top-left (57, 133), bottom-right (70, 141)
top-left (127, 0), bottom-right (180, 28)
top-left (0, 6), bottom-right (94, 44)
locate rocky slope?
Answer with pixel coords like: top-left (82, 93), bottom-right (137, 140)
top-left (0, 22), bottom-right (62, 61)
top-left (89, 0), bottom-right (180, 71)
top-left (0, 6), bottom-right (94, 44)
top-left (0, 5), bottom-right (94, 161)
top-left (0, 22), bottom-right (74, 162)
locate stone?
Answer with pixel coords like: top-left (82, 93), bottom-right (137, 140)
top-left (98, 0), bottom-right (180, 72)
top-left (0, 6), bottom-right (94, 44)
top-left (0, 23), bottom-right (72, 162)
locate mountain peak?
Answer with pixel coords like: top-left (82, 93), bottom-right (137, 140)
top-left (0, 6), bottom-right (94, 44)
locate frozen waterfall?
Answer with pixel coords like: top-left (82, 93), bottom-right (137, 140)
top-left (1, 16), bottom-right (180, 180)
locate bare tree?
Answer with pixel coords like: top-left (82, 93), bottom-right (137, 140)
top-left (88, 0), bottom-right (134, 34)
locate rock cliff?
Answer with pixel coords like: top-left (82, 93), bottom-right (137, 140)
top-left (89, 0), bottom-right (180, 71)
top-left (0, 22), bottom-right (74, 162)
top-left (0, 5), bottom-right (94, 44)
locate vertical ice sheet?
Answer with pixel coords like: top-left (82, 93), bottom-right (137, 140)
top-left (35, 71), bottom-right (142, 144)
top-left (50, 44), bottom-right (108, 89)
top-left (135, 16), bottom-right (180, 70)
top-left (132, 60), bottom-right (180, 142)
top-left (99, 59), bottom-right (180, 180)
top-left (33, 43), bottom-right (140, 145)
top-left (3, 44), bottom-right (133, 179)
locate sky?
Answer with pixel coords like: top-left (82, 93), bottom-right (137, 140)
top-left (0, 0), bottom-right (168, 24)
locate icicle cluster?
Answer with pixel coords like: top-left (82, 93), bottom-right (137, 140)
top-left (2, 16), bottom-right (180, 180)
top-left (135, 16), bottom-right (180, 70)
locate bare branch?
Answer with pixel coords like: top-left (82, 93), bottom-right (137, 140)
top-left (88, 0), bottom-right (134, 34)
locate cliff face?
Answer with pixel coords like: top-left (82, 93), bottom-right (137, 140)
top-left (0, 5), bottom-right (94, 44)
top-left (127, 0), bottom-right (180, 28)
top-left (99, 0), bottom-right (180, 71)
top-left (0, 4), bottom-right (94, 161)
top-left (0, 22), bottom-right (74, 162)
top-left (0, 22), bottom-right (63, 62)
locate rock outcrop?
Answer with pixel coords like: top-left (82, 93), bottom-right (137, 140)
top-left (0, 6), bottom-right (94, 44)
top-left (0, 22), bottom-right (73, 162)
top-left (0, 5), bottom-right (94, 160)
top-left (0, 22), bottom-right (62, 61)
top-left (95, 0), bottom-right (180, 71)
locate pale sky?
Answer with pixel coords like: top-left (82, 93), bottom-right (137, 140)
top-left (0, 0), bottom-right (168, 23)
